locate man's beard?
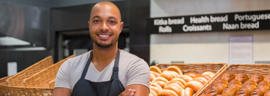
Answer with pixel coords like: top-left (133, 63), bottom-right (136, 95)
top-left (94, 38), bottom-right (118, 48)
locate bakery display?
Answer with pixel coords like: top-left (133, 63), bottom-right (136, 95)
top-left (149, 65), bottom-right (217, 96)
top-left (204, 73), bottom-right (270, 96)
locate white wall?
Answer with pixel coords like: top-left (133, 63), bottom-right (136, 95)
top-left (150, 0), bottom-right (270, 64)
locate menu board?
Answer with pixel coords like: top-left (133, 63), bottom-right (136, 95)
top-left (147, 10), bottom-right (270, 33)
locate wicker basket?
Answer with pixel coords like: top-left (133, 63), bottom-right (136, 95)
top-left (0, 55), bottom-right (75, 96)
top-left (155, 63), bottom-right (227, 96)
top-left (0, 76), bottom-right (11, 95)
top-left (195, 64), bottom-right (270, 96)
top-left (6, 56), bottom-right (54, 87)
top-left (24, 55), bottom-right (75, 88)
top-left (13, 55), bottom-right (75, 96)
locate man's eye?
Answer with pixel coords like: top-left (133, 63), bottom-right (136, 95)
top-left (93, 20), bottom-right (99, 23)
top-left (109, 21), bottom-right (116, 24)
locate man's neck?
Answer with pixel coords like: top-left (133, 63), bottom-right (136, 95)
top-left (91, 43), bottom-right (118, 72)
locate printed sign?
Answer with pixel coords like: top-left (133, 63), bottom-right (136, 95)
top-left (147, 10), bottom-right (270, 33)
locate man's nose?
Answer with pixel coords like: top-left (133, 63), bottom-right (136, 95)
top-left (100, 22), bottom-right (109, 32)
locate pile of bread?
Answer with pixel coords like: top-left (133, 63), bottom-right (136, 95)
top-left (203, 72), bottom-right (270, 96)
top-left (149, 66), bottom-right (215, 96)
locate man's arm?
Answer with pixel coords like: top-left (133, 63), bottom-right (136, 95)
top-left (122, 58), bottom-right (150, 96)
top-left (52, 59), bottom-right (72, 96)
top-left (125, 84), bottom-right (149, 96)
top-left (52, 88), bottom-right (71, 96)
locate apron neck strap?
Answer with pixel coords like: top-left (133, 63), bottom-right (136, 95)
top-left (81, 51), bottom-right (93, 79)
top-left (111, 49), bottom-right (120, 80)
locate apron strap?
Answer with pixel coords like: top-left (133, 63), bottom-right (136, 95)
top-left (80, 51), bottom-right (93, 79)
top-left (111, 49), bottom-right (120, 80)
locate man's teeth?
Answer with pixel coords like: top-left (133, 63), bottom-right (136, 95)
top-left (99, 35), bottom-right (109, 37)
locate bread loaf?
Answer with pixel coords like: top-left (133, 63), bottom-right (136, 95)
top-left (185, 73), bottom-right (200, 78)
top-left (235, 73), bottom-right (249, 83)
top-left (222, 72), bottom-right (235, 82)
top-left (264, 74), bottom-right (270, 83)
top-left (193, 77), bottom-right (208, 85)
top-left (186, 81), bottom-right (204, 92)
top-left (161, 71), bottom-right (180, 81)
top-left (166, 66), bottom-right (183, 75)
top-left (179, 75), bottom-right (193, 82)
top-left (251, 74), bottom-right (264, 83)
top-left (202, 72), bottom-right (215, 78)
top-left (222, 87), bottom-right (237, 96)
top-left (212, 83), bottom-right (227, 94)
top-left (157, 89), bottom-right (178, 96)
top-left (150, 66), bottom-right (162, 74)
top-left (169, 78), bottom-right (187, 86)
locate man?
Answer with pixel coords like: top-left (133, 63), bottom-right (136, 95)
top-left (52, 1), bottom-right (150, 96)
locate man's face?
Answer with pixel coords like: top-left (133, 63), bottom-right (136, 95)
top-left (88, 4), bottom-right (123, 48)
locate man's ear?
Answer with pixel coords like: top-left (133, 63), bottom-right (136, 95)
top-left (120, 22), bottom-right (124, 33)
top-left (88, 21), bottom-right (91, 31)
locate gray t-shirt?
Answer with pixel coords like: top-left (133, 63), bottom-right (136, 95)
top-left (54, 50), bottom-right (150, 91)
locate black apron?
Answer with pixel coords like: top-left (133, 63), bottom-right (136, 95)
top-left (72, 50), bottom-right (125, 96)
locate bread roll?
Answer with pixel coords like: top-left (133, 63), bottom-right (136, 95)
top-left (264, 74), bottom-right (270, 83)
top-left (212, 83), bottom-right (227, 94)
top-left (242, 79), bottom-right (257, 87)
top-left (244, 84), bottom-right (257, 92)
top-left (235, 88), bottom-right (249, 96)
top-left (155, 81), bottom-right (167, 88)
top-left (186, 81), bottom-right (204, 92)
top-left (199, 75), bottom-right (212, 81)
top-left (256, 85), bottom-right (269, 94)
top-left (228, 79), bottom-right (242, 86)
top-left (202, 72), bottom-right (215, 78)
top-left (257, 81), bottom-right (270, 87)
top-left (161, 71), bottom-right (180, 81)
top-left (157, 89), bottom-right (178, 96)
top-left (236, 85), bottom-right (256, 96)
top-left (264, 90), bottom-right (270, 96)
top-left (166, 66), bottom-right (183, 75)
top-left (150, 73), bottom-right (156, 82)
top-left (222, 87), bottom-right (237, 96)
top-left (205, 88), bottom-right (218, 96)
top-left (164, 84), bottom-right (183, 95)
top-left (179, 88), bottom-right (186, 96)
top-left (217, 79), bottom-right (229, 85)
top-left (222, 72), bottom-right (235, 82)
top-left (251, 88), bottom-right (265, 96)
top-left (235, 73), bottom-right (249, 83)
top-left (184, 87), bottom-right (194, 96)
top-left (168, 80), bottom-right (185, 88)
top-left (153, 77), bottom-right (169, 84)
top-left (150, 86), bottom-right (162, 95)
top-left (228, 83), bottom-right (242, 91)
top-left (170, 78), bottom-right (187, 86)
top-left (193, 77), bottom-right (208, 85)
top-left (150, 66), bottom-right (162, 74)
top-left (251, 74), bottom-right (264, 83)
top-left (151, 71), bottom-right (161, 77)
top-left (185, 73), bottom-right (200, 78)
top-left (250, 89), bottom-right (260, 96)
top-left (161, 68), bottom-right (167, 72)
top-left (179, 75), bottom-right (193, 82)
top-left (150, 82), bottom-right (162, 90)
top-left (150, 88), bottom-right (158, 96)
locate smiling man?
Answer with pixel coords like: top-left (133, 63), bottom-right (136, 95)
top-left (52, 1), bottom-right (150, 96)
